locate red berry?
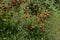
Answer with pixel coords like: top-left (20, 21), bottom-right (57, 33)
top-left (42, 29), bottom-right (44, 32)
top-left (39, 16), bottom-right (42, 18)
top-left (38, 20), bottom-right (41, 23)
top-left (44, 12), bottom-right (49, 15)
top-left (23, 8), bottom-right (27, 11)
top-left (11, 3), bottom-right (14, 6)
top-left (47, 13), bottom-right (50, 16)
top-left (30, 26), bottom-right (33, 30)
top-left (10, 5), bottom-right (12, 8)
top-left (39, 26), bottom-right (43, 29)
top-left (12, 0), bottom-right (15, 3)
top-left (0, 6), bottom-right (2, 8)
top-left (17, 1), bottom-right (21, 5)
top-left (44, 15), bottom-right (47, 19)
top-left (3, 6), bottom-right (7, 9)
top-left (20, 16), bottom-right (23, 19)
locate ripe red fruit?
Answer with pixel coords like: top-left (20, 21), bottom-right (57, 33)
top-left (23, 8), bottom-right (27, 13)
top-left (30, 26), bottom-right (33, 30)
top-left (42, 29), bottom-right (44, 32)
top-left (47, 13), bottom-right (50, 16)
top-left (17, 1), bottom-right (21, 5)
top-left (3, 6), bottom-right (7, 9)
top-left (38, 19), bottom-right (41, 23)
top-left (10, 5), bottom-right (12, 8)
top-left (44, 15), bottom-right (47, 19)
top-left (12, 0), bottom-right (15, 3)
top-left (23, 8), bottom-right (27, 11)
top-left (11, 3), bottom-right (14, 6)
top-left (20, 16), bottom-right (23, 19)
top-left (39, 26), bottom-right (43, 29)
top-left (0, 6), bottom-right (2, 8)
top-left (43, 12), bottom-right (49, 15)
top-left (39, 16), bottom-right (42, 18)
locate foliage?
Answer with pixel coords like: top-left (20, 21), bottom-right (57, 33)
top-left (0, 0), bottom-right (60, 40)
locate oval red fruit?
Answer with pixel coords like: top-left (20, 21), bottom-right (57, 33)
top-left (0, 6), bottom-right (2, 8)
top-left (30, 26), bottom-right (33, 30)
top-left (39, 26), bottom-right (43, 29)
top-left (39, 16), bottom-right (42, 18)
top-left (12, 0), bottom-right (15, 3)
top-left (42, 29), bottom-right (44, 32)
top-left (17, 1), bottom-right (21, 5)
top-left (38, 20), bottom-right (41, 23)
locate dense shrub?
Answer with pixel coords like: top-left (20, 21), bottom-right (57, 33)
top-left (0, 0), bottom-right (59, 40)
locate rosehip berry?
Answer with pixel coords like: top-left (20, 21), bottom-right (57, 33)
top-left (10, 5), bottom-right (12, 8)
top-left (11, 3), bottom-right (14, 6)
top-left (12, 0), bottom-right (15, 3)
top-left (3, 6), bottom-right (7, 9)
top-left (44, 15), bottom-right (47, 19)
top-left (23, 8), bottom-right (27, 11)
top-left (39, 16), bottom-right (42, 18)
top-left (42, 29), bottom-right (44, 32)
top-left (39, 26), bottom-right (43, 29)
top-left (30, 26), bottom-right (33, 30)
top-left (38, 20), bottom-right (41, 23)
top-left (47, 13), bottom-right (50, 16)
top-left (17, 1), bottom-right (21, 5)
top-left (20, 16), bottom-right (23, 19)
top-left (44, 12), bottom-right (49, 15)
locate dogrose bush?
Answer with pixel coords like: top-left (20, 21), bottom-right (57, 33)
top-left (0, 0), bottom-right (59, 40)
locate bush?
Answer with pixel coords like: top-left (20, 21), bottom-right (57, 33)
top-left (0, 0), bottom-right (59, 40)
